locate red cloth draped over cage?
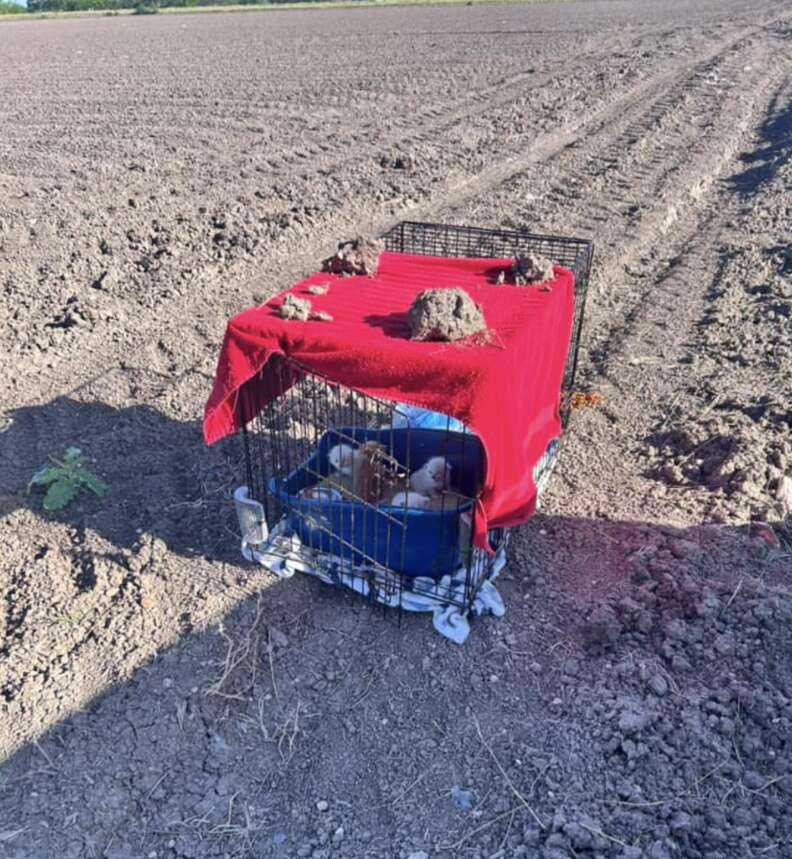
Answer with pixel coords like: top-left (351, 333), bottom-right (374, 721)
top-left (203, 251), bottom-right (576, 551)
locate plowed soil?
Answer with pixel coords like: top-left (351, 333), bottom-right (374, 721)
top-left (1, 2), bottom-right (791, 858)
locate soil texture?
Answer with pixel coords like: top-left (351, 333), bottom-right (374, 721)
top-left (1, 1), bottom-right (791, 857)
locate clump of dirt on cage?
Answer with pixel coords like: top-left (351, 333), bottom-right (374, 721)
top-left (408, 287), bottom-right (487, 342)
top-left (279, 294), bottom-right (312, 320)
top-left (322, 236), bottom-right (384, 276)
top-left (496, 252), bottom-right (555, 285)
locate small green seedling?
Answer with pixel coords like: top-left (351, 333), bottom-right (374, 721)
top-left (28, 447), bottom-right (109, 511)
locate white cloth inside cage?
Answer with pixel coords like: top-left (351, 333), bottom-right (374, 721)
top-left (235, 508), bottom-right (506, 645)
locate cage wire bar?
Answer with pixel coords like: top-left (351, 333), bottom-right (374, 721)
top-left (234, 221), bottom-right (592, 640)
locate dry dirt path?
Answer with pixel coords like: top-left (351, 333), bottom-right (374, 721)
top-left (0, 2), bottom-right (791, 858)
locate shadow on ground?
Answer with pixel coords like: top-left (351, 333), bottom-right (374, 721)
top-left (0, 394), bottom-right (243, 565)
top-left (727, 85), bottom-right (792, 194)
top-left (1, 490), bottom-right (788, 858)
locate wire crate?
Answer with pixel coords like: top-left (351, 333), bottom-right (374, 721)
top-left (237, 357), bottom-right (509, 641)
top-left (232, 221), bottom-right (593, 642)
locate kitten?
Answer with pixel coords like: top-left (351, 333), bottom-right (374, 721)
top-left (409, 456), bottom-right (452, 498)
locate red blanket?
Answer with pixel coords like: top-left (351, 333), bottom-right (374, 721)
top-left (204, 252), bottom-right (575, 550)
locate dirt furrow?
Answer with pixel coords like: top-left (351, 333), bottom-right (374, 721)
top-left (434, 18), bottom-right (790, 385)
top-left (424, 14), bottom-right (787, 222)
top-left (3, 13), bottom-right (787, 415)
top-left (1, 5), bottom-right (791, 859)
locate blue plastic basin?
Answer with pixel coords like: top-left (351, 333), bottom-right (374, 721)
top-left (268, 427), bottom-right (483, 577)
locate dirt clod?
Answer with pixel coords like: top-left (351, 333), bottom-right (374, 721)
top-left (498, 253), bottom-right (556, 285)
top-left (408, 287), bottom-right (487, 342)
top-left (581, 604), bottom-right (624, 649)
top-left (322, 236), bottom-right (383, 277)
top-left (307, 283), bottom-right (330, 296)
top-left (310, 310), bottom-right (333, 322)
top-left (279, 294), bottom-right (312, 320)
top-left (380, 153), bottom-right (416, 171)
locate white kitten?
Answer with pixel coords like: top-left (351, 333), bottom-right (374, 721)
top-left (409, 456), bottom-right (452, 498)
top-left (328, 443), bottom-right (359, 477)
top-left (390, 491), bottom-right (432, 510)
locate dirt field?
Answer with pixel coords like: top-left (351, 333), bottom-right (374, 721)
top-left (1, 0), bottom-right (791, 856)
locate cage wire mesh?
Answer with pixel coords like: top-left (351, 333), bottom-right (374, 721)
top-left (235, 222), bottom-right (592, 631)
